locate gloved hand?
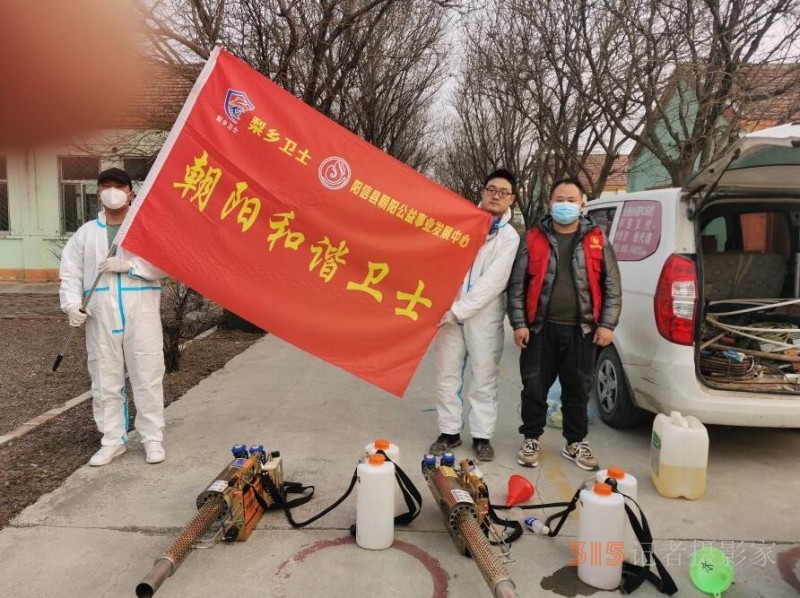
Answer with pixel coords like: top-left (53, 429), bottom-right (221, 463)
top-left (98, 256), bottom-right (132, 273)
top-left (66, 305), bottom-right (88, 327)
top-left (437, 310), bottom-right (458, 328)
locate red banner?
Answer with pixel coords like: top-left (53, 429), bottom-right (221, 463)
top-left (121, 48), bottom-right (489, 396)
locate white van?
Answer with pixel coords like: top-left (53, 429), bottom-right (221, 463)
top-left (585, 123), bottom-right (800, 428)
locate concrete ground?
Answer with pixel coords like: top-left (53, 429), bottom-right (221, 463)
top-left (0, 327), bottom-right (798, 598)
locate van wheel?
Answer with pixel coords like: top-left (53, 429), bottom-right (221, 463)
top-left (595, 347), bottom-right (643, 428)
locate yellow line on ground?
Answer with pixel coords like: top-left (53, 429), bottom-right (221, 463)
top-left (541, 451), bottom-right (578, 505)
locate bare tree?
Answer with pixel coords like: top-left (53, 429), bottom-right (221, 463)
top-left (439, 0), bottom-right (800, 223)
top-left (436, 46), bottom-right (548, 226)
top-left (439, 1), bottom-right (632, 227)
top-left (503, 0), bottom-right (632, 208)
top-left (575, 0), bottom-right (800, 186)
top-left (136, 0), bottom-right (458, 170)
top-left (337, 2), bottom-right (452, 171)
top-left (161, 280), bottom-right (221, 372)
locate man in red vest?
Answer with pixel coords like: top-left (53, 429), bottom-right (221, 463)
top-left (507, 178), bottom-right (621, 470)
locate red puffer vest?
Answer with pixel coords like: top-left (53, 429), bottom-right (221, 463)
top-left (525, 227), bottom-right (604, 325)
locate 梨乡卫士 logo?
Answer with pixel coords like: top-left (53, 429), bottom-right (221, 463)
top-left (224, 89), bottom-right (255, 123)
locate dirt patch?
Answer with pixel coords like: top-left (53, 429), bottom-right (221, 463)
top-left (0, 318), bottom-right (91, 434)
top-left (0, 318), bottom-right (264, 529)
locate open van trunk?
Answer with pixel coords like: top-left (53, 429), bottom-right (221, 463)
top-left (697, 200), bottom-right (800, 392)
top-left (687, 124), bottom-right (800, 394)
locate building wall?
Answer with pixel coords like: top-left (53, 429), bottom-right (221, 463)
top-left (0, 130), bottom-right (166, 280)
top-left (598, 187), bottom-right (627, 197)
top-left (627, 81), bottom-right (702, 192)
top-left (627, 150), bottom-right (673, 192)
top-left (0, 148), bottom-right (63, 280)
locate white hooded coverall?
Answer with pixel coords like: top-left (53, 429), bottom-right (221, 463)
top-left (434, 207), bottom-right (520, 439)
top-left (59, 212), bottom-right (167, 447)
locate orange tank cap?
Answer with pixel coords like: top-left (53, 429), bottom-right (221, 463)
top-left (374, 439), bottom-right (390, 450)
top-left (607, 466), bottom-right (625, 479)
top-left (368, 453), bottom-right (386, 465)
top-left (594, 482), bottom-right (613, 496)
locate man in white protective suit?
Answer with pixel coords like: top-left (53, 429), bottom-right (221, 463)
top-left (428, 168), bottom-right (521, 462)
top-left (59, 167), bottom-right (167, 466)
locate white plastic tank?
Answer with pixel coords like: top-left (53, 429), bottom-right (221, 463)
top-left (365, 438), bottom-right (402, 516)
top-left (650, 411), bottom-right (709, 500)
top-left (356, 453), bottom-right (395, 550)
top-left (578, 482), bottom-right (625, 590)
top-left (597, 467), bottom-right (638, 563)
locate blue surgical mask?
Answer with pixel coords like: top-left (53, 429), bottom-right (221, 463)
top-left (551, 202), bottom-right (580, 225)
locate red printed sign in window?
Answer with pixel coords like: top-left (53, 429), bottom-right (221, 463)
top-left (612, 200), bottom-right (661, 261)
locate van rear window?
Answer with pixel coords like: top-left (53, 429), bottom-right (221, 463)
top-left (613, 200), bottom-right (661, 261)
top-left (701, 211), bottom-right (790, 258)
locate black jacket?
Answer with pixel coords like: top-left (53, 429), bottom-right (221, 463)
top-left (507, 214), bottom-right (622, 335)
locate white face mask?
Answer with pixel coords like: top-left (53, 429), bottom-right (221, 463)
top-left (100, 187), bottom-right (129, 210)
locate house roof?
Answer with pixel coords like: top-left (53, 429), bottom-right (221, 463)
top-left (728, 64), bottom-right (800, 130)
top-left (578, 154), bottom-right (629, 192)
top-left (109, 60), bottom-right (201, 130)
top-left (629, 62), bottom-right (800, 161)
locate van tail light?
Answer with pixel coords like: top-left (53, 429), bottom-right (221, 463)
top-left (654, 254), bottom-right (697, 345)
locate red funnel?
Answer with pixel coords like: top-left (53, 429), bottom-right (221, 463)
top-left (506, 474), bottom-right (535, 506)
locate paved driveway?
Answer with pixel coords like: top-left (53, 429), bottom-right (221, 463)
top-left (0, 328), bottom-right (797, 597)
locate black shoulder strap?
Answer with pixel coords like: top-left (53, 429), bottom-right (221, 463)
top-left (378, 450), bottom-right (423, 525)
top-left (487, 505), bottom-right (524, 544)
top-left (250, 471), bottom-right (321, 528)
top-left (617, 493), bottom-right (678, 595)
top-left (489, 486), bottom-right (582, 541)
top-left (256, 451), bottom-right (422, 530)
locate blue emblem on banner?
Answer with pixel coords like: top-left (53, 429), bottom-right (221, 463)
top-left (224, 89), bottom-right (255, 122)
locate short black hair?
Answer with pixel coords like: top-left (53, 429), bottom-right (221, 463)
top-left (484, 168), bottom-right (517, 196)
top-left (549, 177), bottom-right (585, 199)
top-left (98, 167), bottom-right (132, 189)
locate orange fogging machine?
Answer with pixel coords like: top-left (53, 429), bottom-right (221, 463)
top-left (421, 452), bottom-right (518, 598)
top-left (135, 444), bottom-right (283, 597)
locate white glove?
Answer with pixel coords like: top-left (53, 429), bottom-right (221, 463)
top-left (66, 305), bottom-right (88, 327)
top-left (98, 256), bottom-right (132, 273)
top-left (437, 310), bottom-right (458, 328)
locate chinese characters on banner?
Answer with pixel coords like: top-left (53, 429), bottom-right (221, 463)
top-left (120, 48), bottom-right (490, 396)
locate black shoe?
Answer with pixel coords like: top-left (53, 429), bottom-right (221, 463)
top-left (473, 439), bottom-right (495, 462)
top-left (429, 433), bottom-right (462, 455)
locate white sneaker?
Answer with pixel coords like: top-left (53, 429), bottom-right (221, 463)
top-left (144, 441), bottom-right (166, 464)
top-left (89, 444), bottom-right (126, 466)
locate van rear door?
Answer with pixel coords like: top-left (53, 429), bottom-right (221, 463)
top-left (683, 123), bottom-right (800, 215)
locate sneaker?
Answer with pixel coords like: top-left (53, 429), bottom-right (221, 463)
top-left (517, 438), bottom-right (540, 467)
top-left (562, 441), bottom-right (599, 471)
top-left (89, 444), bottom-right (126, 467)
top-left (144, 441), bottom-right (166, 464)
top-left (428, 433), bottom-right (462, 456)
top-left (472, 439), bottom-right (495, 462)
